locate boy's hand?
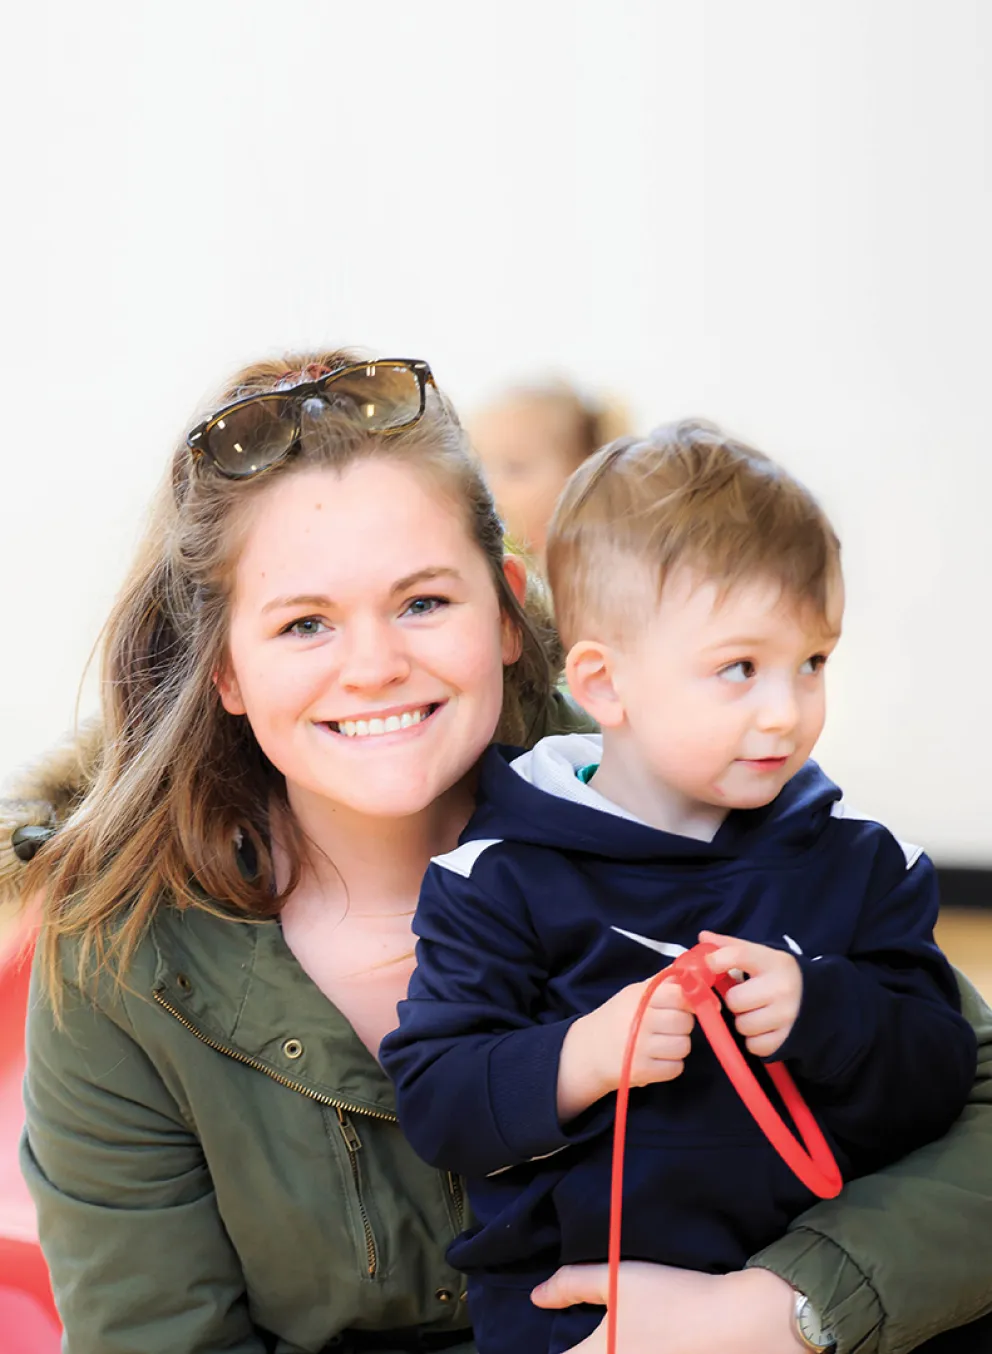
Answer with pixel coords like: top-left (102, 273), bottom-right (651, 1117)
top-left (557, 976), bottom-right (695, 1122)
top-left (699, 931), bottom-right (803, 1058)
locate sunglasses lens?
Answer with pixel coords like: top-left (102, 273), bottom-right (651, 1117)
top-left (205, 397), bottom-right (298, 476)
top-left (320, 362), bottom-right (423, 431)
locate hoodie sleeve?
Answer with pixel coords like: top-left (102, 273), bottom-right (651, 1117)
top-left (772, 844), bottom-right (977, 1166)
top-left (379, 852), bottom-right (609, 1177)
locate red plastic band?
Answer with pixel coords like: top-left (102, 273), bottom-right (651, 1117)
top-left (606, 942), bottom-right (842, 1354)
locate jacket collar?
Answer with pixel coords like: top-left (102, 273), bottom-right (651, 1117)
top-left (150, 902), bottom-right (397, 1119)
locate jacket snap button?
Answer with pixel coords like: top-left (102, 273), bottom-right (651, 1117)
top-left (435, 1288), bottom-right (454, 1303)
top-left (176, 973), bottom-right (192, 993)
top-left (283, 1038), bottom-right (304, 1060)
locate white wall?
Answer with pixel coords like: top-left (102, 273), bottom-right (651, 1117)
top-left (2, 0), bottom-right (989, 862)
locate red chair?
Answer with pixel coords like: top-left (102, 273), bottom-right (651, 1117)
top-left (0, 917), bottom-right (61, 1350)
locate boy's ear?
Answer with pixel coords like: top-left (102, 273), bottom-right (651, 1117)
top-left (565, 640), bottom-right (625, 727)
top-left (500, 555), bottom-right (528, 665)
top-left (214, 660), bottom-right (247, 716)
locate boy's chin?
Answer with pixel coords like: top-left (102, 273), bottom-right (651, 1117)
top-left (716, 775), bottom-right (788, 811)
top-left (726, 785), bottom-right (786, 811)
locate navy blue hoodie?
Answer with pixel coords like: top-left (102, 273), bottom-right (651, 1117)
top-left (380, 734), bottom-right (976, 1282)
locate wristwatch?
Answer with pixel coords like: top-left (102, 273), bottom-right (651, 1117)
top-left (793, 1289), bottom-right (837, 1351)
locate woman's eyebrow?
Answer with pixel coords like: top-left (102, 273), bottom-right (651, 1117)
top-left (262, 593), bottom-right (334, 614)
top-left (389, 567), bottom-right (463, 594)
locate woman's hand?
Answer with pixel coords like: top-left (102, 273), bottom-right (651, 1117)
top-left (531, 1260), bottom-right (801, 1354)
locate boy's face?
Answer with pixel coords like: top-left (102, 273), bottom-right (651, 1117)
top-left (607, 565), bottom-right (843, 815)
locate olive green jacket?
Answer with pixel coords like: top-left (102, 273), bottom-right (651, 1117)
top-left (22, 906), bottom-right (474, 1353)
top-left (6, 712), bottom-right (992, 1354)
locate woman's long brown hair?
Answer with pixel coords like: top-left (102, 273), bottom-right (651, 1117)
top-left (24, 349), bottom-right (562, 1006)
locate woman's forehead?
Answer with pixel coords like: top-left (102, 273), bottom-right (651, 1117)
top-left (231, 461), bottom-right (484, 603)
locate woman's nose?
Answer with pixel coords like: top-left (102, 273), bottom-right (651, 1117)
top-left (337, 620), bottom-right (410, 690)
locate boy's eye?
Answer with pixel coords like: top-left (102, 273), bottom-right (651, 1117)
top-left (800, 653), bottom-right (828, 675)
top-left (719, 660), bottom-right (755, 684)
top-left (403, 595), bottom-right (448, 618)
top-left (283, 616), bottom-right (327, 638)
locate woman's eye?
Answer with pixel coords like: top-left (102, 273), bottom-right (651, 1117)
top-left (719, 659), bottom-right (755, 684)
top-left (800, 653), bottom-right (828, 675)
top-left (283, 616), bottom-right (327, 638)
top-left (403, 595), bottom-right (448, 618)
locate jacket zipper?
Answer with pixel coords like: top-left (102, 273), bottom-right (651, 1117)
top-left (447, 1171), bottom-right (465, 1230)
top-left (336, 1108), bottom-right (379, 1277)
top-left (152, 990), bottom-right (398, 1124)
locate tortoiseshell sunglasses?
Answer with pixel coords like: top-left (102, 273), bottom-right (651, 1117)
top-left (186, 358), bottom-right (436, 479)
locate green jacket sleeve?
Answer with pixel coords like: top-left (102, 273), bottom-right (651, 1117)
top-left (749, 969), bottom-right (992, 1354)
top-left (20, 958), bottom-right (268, 1354)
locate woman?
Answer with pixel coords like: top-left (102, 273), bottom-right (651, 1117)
top-left (4, 350), bottom-right (991, 1354)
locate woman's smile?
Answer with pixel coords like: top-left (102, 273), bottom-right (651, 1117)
top-left (319, 700), bottom-right (444, 741)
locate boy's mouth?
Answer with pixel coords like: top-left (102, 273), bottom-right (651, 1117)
top-left (739, 756), bottom-right (790, 771)
top-left (323, 702), bottom-right (441, 739)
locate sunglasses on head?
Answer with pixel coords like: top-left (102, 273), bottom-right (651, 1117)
top-left (186, 358), bottom-right (436, 479)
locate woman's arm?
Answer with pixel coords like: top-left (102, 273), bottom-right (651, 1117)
top-left (748, 968), bottom-right (992, 1354)
top-left (22, 951), bottom-right (268, 1354)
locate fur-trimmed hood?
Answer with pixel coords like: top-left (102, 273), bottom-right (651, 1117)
top-left (0, 719), bottom-right (103, 913)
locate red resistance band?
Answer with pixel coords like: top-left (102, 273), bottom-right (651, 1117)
top-left (605, 942), bottom-right (843, 1354)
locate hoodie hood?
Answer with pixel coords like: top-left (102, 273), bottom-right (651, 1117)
top-left (468, 734), bottom-right (843, 865)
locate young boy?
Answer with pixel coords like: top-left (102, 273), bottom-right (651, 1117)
top-left (379, 421), bottom-right (976, 1354)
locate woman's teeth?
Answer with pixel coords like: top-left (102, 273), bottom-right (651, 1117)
top-left (331, 706), bottom-right (435, 738)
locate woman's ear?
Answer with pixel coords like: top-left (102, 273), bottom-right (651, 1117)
top-left (502, 554), bottom-right (528, 606)
top-left (214, 660), bottom-right (247, 716)
top-left (500, 555), bottom-right (528, 664)
top-left (565, 640), bottom-right (625, 727)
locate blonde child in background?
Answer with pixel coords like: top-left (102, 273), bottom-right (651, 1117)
top-left (471, 381), bottom-right (628, 565)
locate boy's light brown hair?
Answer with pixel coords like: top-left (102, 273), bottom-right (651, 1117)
top-left (545, 419), bottom-right (841, 648)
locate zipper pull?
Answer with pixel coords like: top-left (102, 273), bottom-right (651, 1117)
top-left (336, 1106), bottom-right (363, 1152)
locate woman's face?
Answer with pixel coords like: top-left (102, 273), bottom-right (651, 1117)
top-left (217, 459), bottom-right (520, 821)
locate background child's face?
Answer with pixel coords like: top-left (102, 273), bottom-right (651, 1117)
top-left (609, 566), bottom-right (843, 814)
top-left (472, 398), bottom-right (586, 561)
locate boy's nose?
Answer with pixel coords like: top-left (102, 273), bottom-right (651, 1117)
top-left (755, 678), bottom-right (799, 733)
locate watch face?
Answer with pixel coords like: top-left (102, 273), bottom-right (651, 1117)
top-left (797, 1296), bottom-right (835, 1350)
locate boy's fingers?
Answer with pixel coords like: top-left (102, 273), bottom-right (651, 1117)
top-left (746, 1031), bottom-right (786, 1058)
top-left (648, 978), bottom-right (694, 1011)
top-left (723, 973), bottom-right (778, 1014)
top-left (699, 931), bottom-right (772, 978)
top-left (733, 1007), bottom-right (780, 1038)
top-left (699, 930), bottom-right (737, 947)
top-left (700, 941), bottom-right (744, 977)
top-left (647, 1036), bottom-right (693, 1062)
top-left (646, 1009), bottom-right (695, 1036)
